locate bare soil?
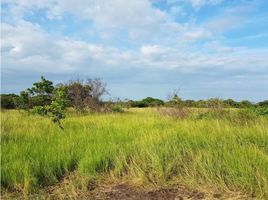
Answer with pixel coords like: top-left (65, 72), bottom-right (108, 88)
top-left (87, 183), bottom-right (206, 200)
top-left (1, 174), bottom-right (249, 200)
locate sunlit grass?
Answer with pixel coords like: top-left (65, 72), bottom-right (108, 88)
top-left (1, 108), bottom-right (268, 198)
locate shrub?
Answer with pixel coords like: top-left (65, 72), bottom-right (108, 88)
top-left (251, 107), bottom-right (268, 117)
top-left (257, 100), bottom-right (268, 108)
top-left (129, 100), bottom-right (148, 107)
top-left (0, 94), bottom-right (18, 109)
top-left (238, 100), bottom-right (254, 108)
top-left (141, 97), bottom-right (164, 107)
top-left (223, 99), bottom-right (239, 108)
top-left (13, 91), bottom-right (30, 110)
top-left (110, 105), bottom-right (124, 113)
top-left (183, 100), bottom-right (196, 107)
top-left (129, 97), bottom-right (164, 108)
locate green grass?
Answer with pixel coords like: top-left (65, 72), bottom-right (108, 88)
top-left (1, 108), bottom-right (268, 198)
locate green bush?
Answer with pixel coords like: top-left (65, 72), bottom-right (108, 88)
top-left (257, 100), bottom-right (268, 108)
top-left (0, 94), bottom-right (18, 109)
top-left (110, 105), bottom-right (124, 113)
top-left (129, 97), bottom-right (164, 108)
top-left (251, 107), bottom-right (268, 117)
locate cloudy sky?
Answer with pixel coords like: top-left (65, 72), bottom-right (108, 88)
top-left (1, 0), bottom-right (268, 101)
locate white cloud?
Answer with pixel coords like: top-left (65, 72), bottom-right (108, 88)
top-left (140, 45), bottom-right (168, 55)
top-left (2, 0), bottom-right (171, 41)
top-left (2, 0), bottom-right (268, 75)
top-left (2, 19), bottom-right (268, 79)
top-left (182, 29), bottom-right (212, 41)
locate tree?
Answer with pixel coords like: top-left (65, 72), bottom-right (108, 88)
top-left (14, 76), bottom-right (68, 129)
top-left (67, 79), bottom-right (89, 111)
top-left (141, 97), bottom-right (164, 107)
top-left (223, 99), bottom-right (239, 108)
top-left (14, 91), bottom-right (30, 110)
top-left (28, 76), bottom-right (54, 106)
top-left (258, 100), bottom-right (268, 108)
top-left (239, 100), bottom-right (253, 108)
top-left (66, 78), bottom-right (108, 111)
top-left (166, 89), bottom-right (183, 107)
top-left (34, 85), bottom-right (69, 129)
top-left (84, 78), bottom-right (108, 111)
top-left (0, 94), bottom-right (18, 109)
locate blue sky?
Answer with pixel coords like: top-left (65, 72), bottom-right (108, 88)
top-left (1, 0), bottom-right (268, 101)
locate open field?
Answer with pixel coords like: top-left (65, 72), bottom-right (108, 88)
top-left (1, 108), bottom-right (268, 199)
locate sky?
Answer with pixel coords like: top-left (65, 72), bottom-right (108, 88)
top-left (1, 0), bottom-right (268, 101)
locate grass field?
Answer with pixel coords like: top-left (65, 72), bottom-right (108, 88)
top-left (1, 108), bottom-right (268, 199)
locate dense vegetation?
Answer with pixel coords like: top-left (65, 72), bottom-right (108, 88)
top-left (1, 108), bottom-right (268, 198)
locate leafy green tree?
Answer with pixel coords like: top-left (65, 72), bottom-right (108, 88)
top-left (28, 76), bottom-right (54, 106)
top-left (14, 76), bottom-right (68, 129)
top-left (129, 97), bottom-right (164, 108)
top-left (34, 85), bottom-right (69, 129)
top-left (141, 97), bottom-right (164, 107)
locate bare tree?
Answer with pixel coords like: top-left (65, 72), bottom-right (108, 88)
top-left (66, 78), bottom-right (108, 112)
top-left (84, 78), bottom-right (109, 111)
top-left (167, 88), bottom-right (181, 101)
top-left (167, 88), bottom-right (183, 107)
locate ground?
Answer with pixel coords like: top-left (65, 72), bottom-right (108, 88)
top-left (2, 174), bottom-right (249, 200)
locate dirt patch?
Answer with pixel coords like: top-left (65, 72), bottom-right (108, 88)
top-left (1, 174), bottom-right (249, 200)
top-left (88, 183), bottom-right (206, 200)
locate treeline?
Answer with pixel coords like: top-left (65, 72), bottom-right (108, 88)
top-left (2, 90), bottom-right (268, 110)
top-left (1, 77), bottom-right (268, 110)
top-left (125, 96), bottom-right (268, 109)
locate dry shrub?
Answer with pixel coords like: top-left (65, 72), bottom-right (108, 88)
top-left (157, 107), bottom-right (190, 119)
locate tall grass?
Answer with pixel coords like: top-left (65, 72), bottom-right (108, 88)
top-left (1, 108), bottom-right (268, 198)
